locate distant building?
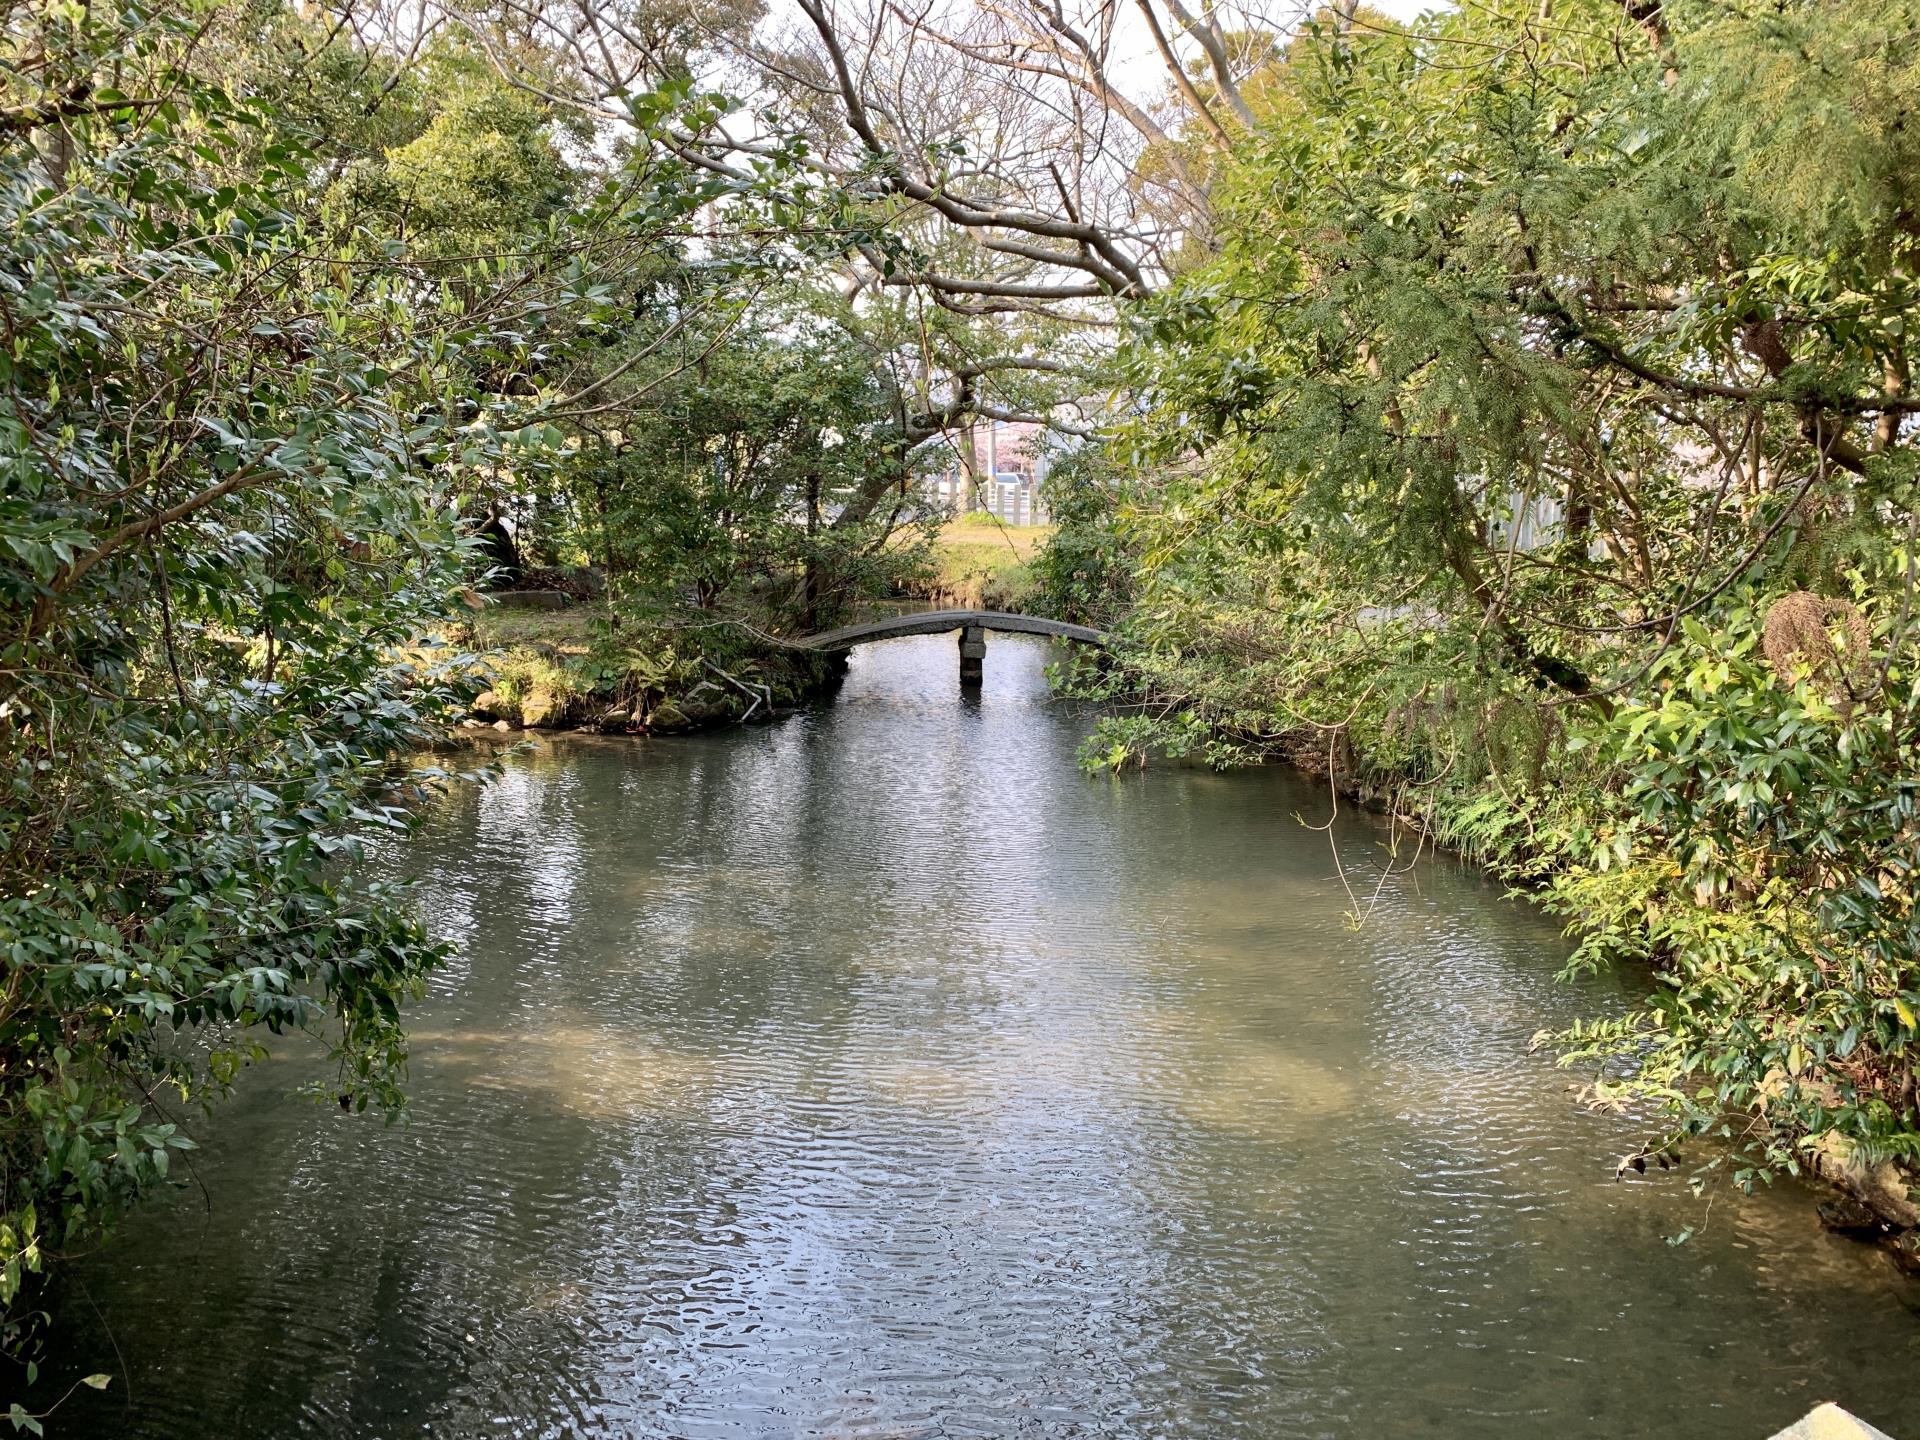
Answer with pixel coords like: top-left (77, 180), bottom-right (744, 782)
top-left (923, 418), bottom-right (1049, 524)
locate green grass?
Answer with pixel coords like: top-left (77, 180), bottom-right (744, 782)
top-left (940, 515), bottom-right (1054, 553)
top-left (465, 604), bottom-right (599, 653)
top-left (918, 519), bottom-right (1053, 609)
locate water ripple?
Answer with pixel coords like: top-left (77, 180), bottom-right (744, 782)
top-left (42, 634), bottom-right (1920, 1440)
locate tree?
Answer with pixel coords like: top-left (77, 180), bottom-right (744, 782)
top-left (0, 0), bottom-right (727, 1368)
top-left (565, 292), bottom-right (941, 625)
top-left (1073, 0), bottom-right (1920, 1200)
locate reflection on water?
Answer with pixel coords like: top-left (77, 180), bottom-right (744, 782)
top-left (46, 635), bottom-right (1920, 1438)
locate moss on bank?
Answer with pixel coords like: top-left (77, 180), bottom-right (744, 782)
top-left (452, 605), bottom-right (842, 735)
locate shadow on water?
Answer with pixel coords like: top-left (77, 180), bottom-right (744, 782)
top-left (38, 632), bottom-right (1920, 1439)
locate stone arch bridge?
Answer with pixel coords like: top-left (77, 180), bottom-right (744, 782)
top-left (796, 609), bottom-right (1109, 686)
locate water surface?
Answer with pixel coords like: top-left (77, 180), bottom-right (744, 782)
top-left (47, 634), bottom-right (1920, 1438)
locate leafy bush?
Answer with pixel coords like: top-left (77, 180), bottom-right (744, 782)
top-left (0, 1), bottom-right (591, 1364)
top-left (1549, 610), bottom-right (1920, 1182)
top-left (1062, 0), bottom-right (1920, 1206)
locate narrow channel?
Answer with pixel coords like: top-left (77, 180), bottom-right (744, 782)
top-left (46, 634), bottom-right (1920, 1438)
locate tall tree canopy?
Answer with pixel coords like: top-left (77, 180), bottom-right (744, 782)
top-left (8, 0), bottom-right (1920, 1400)
top-left (1058, 0), bottom-right (1920, 1202)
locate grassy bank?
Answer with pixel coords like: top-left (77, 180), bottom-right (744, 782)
top-left (458, 517), bottom-right (1061, 731)
top-left (903, 515), bottom-right (1054, 611)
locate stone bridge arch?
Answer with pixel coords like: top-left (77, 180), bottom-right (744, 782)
top-left (796, 609), bottom-right (1109, 686)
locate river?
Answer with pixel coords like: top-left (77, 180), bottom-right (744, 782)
top-left (43, 633), bottom-right (1920, 1438)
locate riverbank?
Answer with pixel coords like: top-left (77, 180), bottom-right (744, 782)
top-left (458, 521), bottom-right (1056, 734)
top-left (454, 605), bottom-right (844, 736)
top-left (899, 516), bottom-right (1052, 611)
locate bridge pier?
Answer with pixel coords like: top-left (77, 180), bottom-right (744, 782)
top-left (958, 625), bottom-right (986, 687)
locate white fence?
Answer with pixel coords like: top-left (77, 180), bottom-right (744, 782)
top-left (926, 472), bottom-right (1047, 525)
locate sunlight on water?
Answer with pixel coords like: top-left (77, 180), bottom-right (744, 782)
top-left (45, 633), bottom-right (1920, 1439)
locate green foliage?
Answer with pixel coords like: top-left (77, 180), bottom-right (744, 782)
top-left (554, 293), bottom-right (940, 628)
top-left (1547, 605), bottom-right (1920, 1176)
top-left (0, 0), bottom-right (687, 1369)
top-left (336, 57), bottom-right (579, 253)
top-left (1075, 0), bottom-right (1920, 1194)
top-left (1031, 448), bottom-right (1135, 627)
top-left (949, 509), bottom-right (1012, 530)
top-left (910, 522), bottom-right (1048, 611)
